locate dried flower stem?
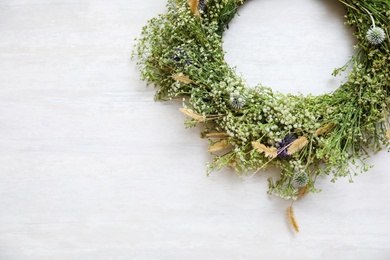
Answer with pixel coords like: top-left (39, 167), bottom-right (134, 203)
top-left (361, 6), bottom-right (376, 27)
top-left (297, 185), bottom-right (309, 199)
top-left (338, 0), bottom-right (358, 11)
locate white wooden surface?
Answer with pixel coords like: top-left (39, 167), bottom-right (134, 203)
top-left (0, 0), bottom-right (389, 259)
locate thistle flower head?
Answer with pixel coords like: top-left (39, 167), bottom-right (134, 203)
top-left (171, 48), bottom-right (183, 62)
top-left (294, 173), bottom-right (309, 187)
top-left (198, 0), bottom-right (206, 12)
top-left (277, 134), bottom-right (296, 158)
top-left (171, 48), bottom-right (192, 65)
top-left (229, 93), bottom-right (246, 109)
top-left (366, 27), bottom-right (386, 45)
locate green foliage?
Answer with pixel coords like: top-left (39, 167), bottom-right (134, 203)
top-left (133, 0), bottom-right (390, 200)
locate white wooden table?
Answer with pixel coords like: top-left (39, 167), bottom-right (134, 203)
top-left (0, 0), bottom-right (389, 259)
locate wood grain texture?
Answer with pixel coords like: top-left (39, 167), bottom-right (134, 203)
top-left (0, 0), bottom-right (389, 259)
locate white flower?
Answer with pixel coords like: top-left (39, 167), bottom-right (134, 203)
top-left (366, 27), bottom-right (386, 45)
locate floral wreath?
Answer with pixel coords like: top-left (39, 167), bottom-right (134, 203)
top-left (133, 0), bottom-right (390, 232)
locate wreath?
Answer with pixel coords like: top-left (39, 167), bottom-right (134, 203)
top-left (133, 0), bottom-right (390, 232)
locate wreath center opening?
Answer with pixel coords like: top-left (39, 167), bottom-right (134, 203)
top-left (223, 0), bottom-right (357, 95)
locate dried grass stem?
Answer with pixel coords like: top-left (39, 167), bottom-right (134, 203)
top-left (252, 141), bottom-right (278, 159)
top-left (179, 108), bottom-right (205, 122)
top-left (208, 140), bottom-right (230, 153)
top-left (287, 205), bottom-right (300, 233)
top-left (287, 137), bottom-right (309, 155)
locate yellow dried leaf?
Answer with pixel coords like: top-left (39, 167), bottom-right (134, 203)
top-left (386, 128), bottom-right (390, 140)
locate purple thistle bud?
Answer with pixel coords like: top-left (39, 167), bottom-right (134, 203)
top-left (229, 93), bottom-right (246, 109)
top-left (171, 48), bottom-right (184, 62)
top-left (171, 48), bottom-right (192, 66)
top-left (277, 134), bottom-right (296, 158)
top-left (171, 54), bottom-right (180, 62)
top-left (294, 173), bottom-right (309, 187)
top-left (198, 0), bottom-right (206, 12)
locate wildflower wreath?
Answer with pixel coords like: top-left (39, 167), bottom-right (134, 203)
top-left (134, 0), bottom-right (390, 231)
